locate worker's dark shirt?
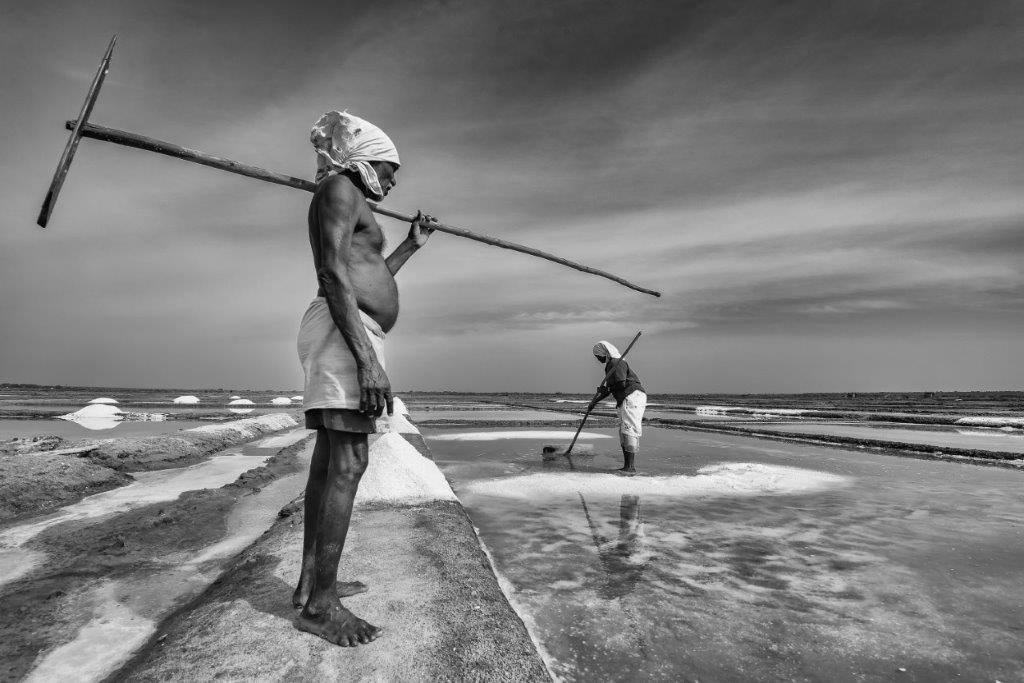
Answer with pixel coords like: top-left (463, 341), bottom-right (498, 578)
top-left (603, 358), bottom-right (644, 406)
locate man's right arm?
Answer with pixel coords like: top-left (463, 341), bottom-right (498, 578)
top-left (315, 177), bottom-right (393, 416)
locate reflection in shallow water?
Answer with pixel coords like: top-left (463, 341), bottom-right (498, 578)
top-left (581, 494), bottom-right (648, 600)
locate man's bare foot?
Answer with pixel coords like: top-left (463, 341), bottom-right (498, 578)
top-left (292, 580), bottom-right (368, 608)
top-left (617, 466), bottom-right (636, 475)
top-left (294, 598), bottom-right (382, 646)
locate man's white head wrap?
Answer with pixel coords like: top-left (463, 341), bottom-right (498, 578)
top-left (593, 341), bottom-right (621, 360)
top-left (310, 111), bottom-right (400, 201)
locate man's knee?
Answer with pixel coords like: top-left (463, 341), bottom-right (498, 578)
top-left (326, 430), bottom-right (369, 481)
top-left (620, 432), bottom-right (639, 452)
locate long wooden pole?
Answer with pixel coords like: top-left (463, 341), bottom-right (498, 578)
top-left (64, 119), bottom-right (662, 298)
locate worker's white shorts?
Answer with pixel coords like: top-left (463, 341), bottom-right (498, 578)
top-left (618, 390), bottom-right (647, 451)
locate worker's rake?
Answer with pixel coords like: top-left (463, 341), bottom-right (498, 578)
top-left (37, 36), bottom-right (662, 299)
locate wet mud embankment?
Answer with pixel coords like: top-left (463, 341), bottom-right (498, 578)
top-left (0, 432), bottom-right (314, 682)
top-left (0, 414), bottom-right (299, 522)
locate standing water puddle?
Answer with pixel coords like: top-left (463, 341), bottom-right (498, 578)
top-left (427, 425), bottom-right (1024, 681)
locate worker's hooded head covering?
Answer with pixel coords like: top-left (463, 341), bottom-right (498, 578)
top-left (593, 341), bottom-right (621, 360)
top-left (310, 111), bottom-right (400, 201)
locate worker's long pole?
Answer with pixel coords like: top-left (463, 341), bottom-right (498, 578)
top-left (63, 120), bottom-right (662, 298)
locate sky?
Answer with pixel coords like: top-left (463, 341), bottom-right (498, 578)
top-left (1, 0), bottom-right (1022, 393)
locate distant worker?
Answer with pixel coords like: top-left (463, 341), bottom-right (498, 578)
top-left (589, 340), bottom-right (647, 473)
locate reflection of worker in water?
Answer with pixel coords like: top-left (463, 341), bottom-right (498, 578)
top-left (580, 494), bottom-right (648, 599)
top-left (590, 340), bottom-right (647, 473)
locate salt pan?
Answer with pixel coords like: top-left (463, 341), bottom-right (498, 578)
top-left (429, 430), bottom-right (612, 442)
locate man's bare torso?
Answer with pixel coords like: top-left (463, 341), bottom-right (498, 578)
top-left (308, 175), bottom-right (399, 333)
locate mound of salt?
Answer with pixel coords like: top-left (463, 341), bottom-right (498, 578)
top-left (229, 395), bottom-right (242, 400)
top-left (355, 432), bottom-right (456, 504)
top-left (270, 397), bottom-right (292, 405)
top-left (60, 404), bottom-right (123, 419)
top-left (464, 462), bottom-right (848, 500)
top-left (58, 404), bottom-right (123, 431)
top-left (228, 398), bottom-right (254, 406)
top-left (172, 395), bottom-right (200, 405)
top-left (391, 396), bottom-right (410, 416)
top-left (290, 395), bottom-right (304, 402)
top-left (88, 397), bottom-right (118, 405)
top-left (428, 430), bottom-right (612, 442)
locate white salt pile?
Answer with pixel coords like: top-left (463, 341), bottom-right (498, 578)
top-left (229, 395), bottom-right (242, 400)
top-left (464, 462), bottom-right (848, 500)
top-left (88, 397), bottom-right (118, 405)
top-left (172, 395), bottom-right (200, 405)
top-left (391, 396), bottom-right (410, 416)
top-left (229, 409), bottom-right (255, 415)
top-left (58, 404), bottom-right (124, 429)
top-left (428, 430), bottom-right (612, 442)
top-left (60, 404), bottom-right (123, 419)
top-left (355, 432), bottom-right (457, 504)
top-left (290, 395), bottom-right (304, 402)
top-left (270, 397), bottom-right (292, 405)
top-left (228, 398), bottom-right (254, 406)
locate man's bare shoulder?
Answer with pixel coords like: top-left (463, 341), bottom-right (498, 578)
top-left (314, 174), bottom-right (367, 218)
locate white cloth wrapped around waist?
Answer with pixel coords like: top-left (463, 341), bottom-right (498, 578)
top-left (297, 298), bottom-right (386, 411)
top-left (618, 390), bottom-right (647, 438)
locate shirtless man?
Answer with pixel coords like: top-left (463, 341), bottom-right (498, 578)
top-left (292, 111), bottom-right (437, 647)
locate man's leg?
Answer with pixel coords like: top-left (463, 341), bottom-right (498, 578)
top-left (293, 429), bottom-right (367, 608)
top-left (294, 430), bottom-right (382, 646)
top-left (618, 431), bottom-right (638, 473)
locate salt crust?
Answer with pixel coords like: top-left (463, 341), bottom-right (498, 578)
top-left (429, 430), bottom-right (613, 442)
top-left (955, 416), bottom-right (1024, 428)
top-left (464, 462), bottom-right (848, 499)
top-left (355, 432), bottom-right (457, 504)
top-left (186, 413), bottom-right (298, 438)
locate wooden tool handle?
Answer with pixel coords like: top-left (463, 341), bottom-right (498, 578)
top-left (61, 120), bottom-right (662, 298)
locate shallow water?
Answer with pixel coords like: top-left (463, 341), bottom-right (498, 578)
top-left (426, 426), bottom-right (1024, 681)
top-left (10, 429), bottom-right (314, 682)
top-left (741, 421), bottom-right (1024, 454)
top-left (0, 434), bottom-right (297, 588)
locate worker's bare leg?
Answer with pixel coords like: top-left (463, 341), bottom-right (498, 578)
top-left (293, 429), bottom-right (368, 608)
top-left (618, 431), bottom-right (638, 473)
top-left (294, 430), bottom-right (382, 646)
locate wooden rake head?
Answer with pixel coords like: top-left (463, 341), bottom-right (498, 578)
top-left (37, 35), bottom-right (117, 228)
